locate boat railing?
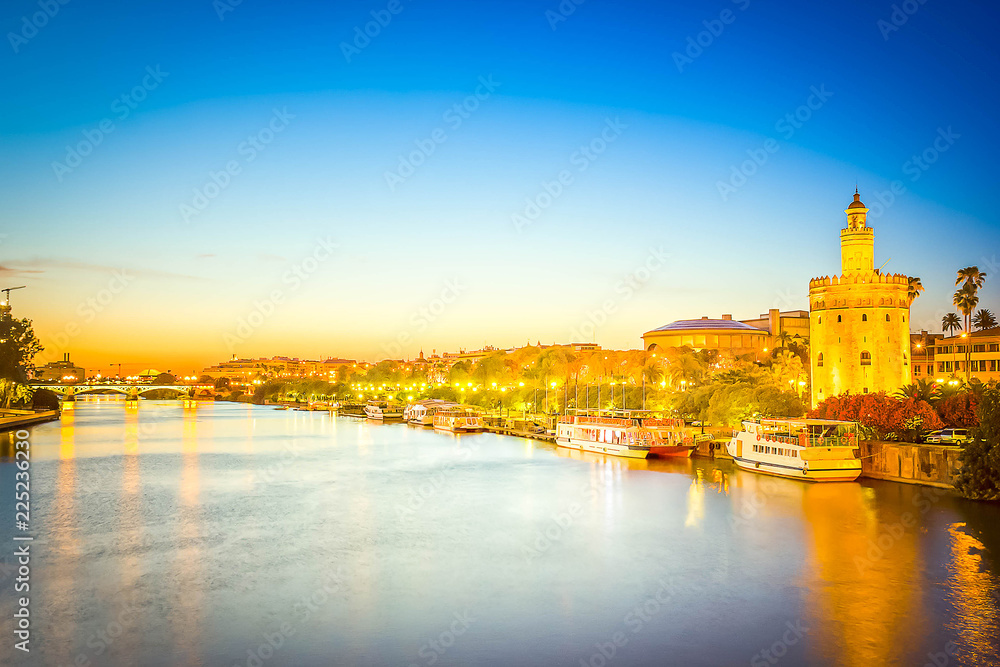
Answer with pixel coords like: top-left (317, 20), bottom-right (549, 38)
top-left (736, 430), bottom-right (858, 448)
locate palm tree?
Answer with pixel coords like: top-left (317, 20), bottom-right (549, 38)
top-left (973, 308), bottom-right (998, 331)
top-left (907, 276), bottom-right (924, 304)
top-left (774, 331), bottom-right (793, 353)
top-left (894, 378), bottom-right (942, 404)
top-left (956, 266), bottom-right (987, 291)
top-left (953, 284), bottom-right (980, 380)
top-left (955, 266), bottom-right (988, 380)
top-left (942, 312), bottom-right (961, 335)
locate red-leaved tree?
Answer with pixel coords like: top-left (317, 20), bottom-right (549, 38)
top-left (808, 392), bottom-right (943, 441)
top-left (937, 393), bottom-right (980, 428)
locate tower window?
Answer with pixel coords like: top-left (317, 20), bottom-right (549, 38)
top-left (817, 353), bottom-right (824, 368)
top-left (818, 316), bottom-right (822, 324)
top-left (885, 314), bottom-right (890, 322)
top-left (837, 315), bottom-right (842, 323)
top-left (860, 351), bottom-right (872, 366)
top-left (862, 314), bottom-right (868, 322)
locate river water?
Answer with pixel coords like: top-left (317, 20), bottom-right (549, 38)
top-left (2, 400), bottom-right (999, 666)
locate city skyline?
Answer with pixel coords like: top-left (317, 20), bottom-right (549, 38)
top-left (4, 0), bottom-right (999, 372)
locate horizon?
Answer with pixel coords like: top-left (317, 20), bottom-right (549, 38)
top-left (4, 0), bottom-right (999, 374)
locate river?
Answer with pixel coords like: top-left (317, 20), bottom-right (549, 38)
top-left (1, 400), bottom-right (999, 666)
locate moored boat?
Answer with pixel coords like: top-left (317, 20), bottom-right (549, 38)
top-left (555, 414), bottom-right (653, 459)
top-left (364, 400), bottom-right (405, 420)
top-left (405, 399), bottom-right (457, 426)
top-left (643, 418), bottom-right (698, 458)
top-left (555, 413), bottom-right (699, 459)
top-left (432, 407), bottom-right (483, 433)
top-left (726, 418), bottom-right (862, 482)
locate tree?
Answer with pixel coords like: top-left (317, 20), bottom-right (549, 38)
top-left (955, 267), bottom-right (987, 381)
top-left (0, 378), bottom-right (34, 408)
top-left (152, 372), bottom-right (176, 385)
top-left (953, 384), bottom-right (1000, 501)
top-left (214, 377), bottom-right (231, 390)
top-left (973, 309), bottom-right (997, 331)
top-left (808, 392), bottom-right (943, 442)
top-left (907, 276), bottom-right (924, 305)
top-left (0, 314), bottom-right (43, 382)
top-left (954, 284), bottom-right (979, 380)
top-left (894, 378), bottom-right (942, 404)
top-left (774, 331), bottom-right (793, 353)
top-left (942, 312), bottom-right (962, 336)
top-left (937, 392), bottom-right (979, 428)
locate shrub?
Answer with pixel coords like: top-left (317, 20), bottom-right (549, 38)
top-left (32, 388), bottom-right (60, 410)
top-left (954, 385), bottom-right (1000, 501)
top-left (808, 392), bottom-right (942, 442)
top-left (936, 392), bottom-right (980, 428)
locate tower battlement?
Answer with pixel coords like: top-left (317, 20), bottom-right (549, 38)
top-left (808, 272), bottom-right (908, 288)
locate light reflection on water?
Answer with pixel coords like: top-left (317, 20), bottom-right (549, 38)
top-left (1, 400), bottom-right (999, 666)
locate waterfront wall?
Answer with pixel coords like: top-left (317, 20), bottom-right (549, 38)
top-left (858, 440), bottom-right (961, 489)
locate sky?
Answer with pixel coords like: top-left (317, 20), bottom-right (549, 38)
top-left (2, 0), bottom-right (999, 376)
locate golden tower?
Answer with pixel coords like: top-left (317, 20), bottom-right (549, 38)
top-left (808, 191), bottom-right (912, 407)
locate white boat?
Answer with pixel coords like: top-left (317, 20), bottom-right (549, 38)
top-left (726, 418), bottom-right (862, 482)
top-left (405, 399), bottom-right (456, 426)
top-left (364, 400), bottom-right (404, 420)
top-left (555, 414), bottom-right (660, 459)
top-left (433, 407), bottom-right (483, 433)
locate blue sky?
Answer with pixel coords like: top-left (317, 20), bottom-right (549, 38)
top-left (2, 0), bottom-right (998, 373)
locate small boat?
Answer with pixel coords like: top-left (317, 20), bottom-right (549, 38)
top-left (364, 400), bottom-right (404, 420)
top-left (726, 418), bottom-right (862, 482)
top-left (433, 407), bottom-right (483, 433)
top-left (405, 399), bottom-right (456, 426)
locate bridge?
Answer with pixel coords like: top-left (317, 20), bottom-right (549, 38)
top-left (30, 383), bottom-right (217, 400)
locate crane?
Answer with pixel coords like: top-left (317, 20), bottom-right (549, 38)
top-left (1, 285), bottom-right (25, 305)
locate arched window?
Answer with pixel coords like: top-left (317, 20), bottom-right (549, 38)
top-left (818, 316), bottom-right (822, 324)
top-left (862, 314), bottom-right (868, 322)
top-left (817, 353), bottom-right (824, 368)
top-left (885, 314), bottom-right (890, 322)
top-left (837, 315), bottom-right (842, 323)
top-left (860, 351), bottom-right (872, 366)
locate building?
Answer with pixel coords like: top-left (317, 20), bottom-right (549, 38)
top-left (910, 331), bottom-right (943, 379)
top-left (923, 327), bottom-right (1000, 382)
top-left (201, 355), bottom-right (357, 385)
top-left (740, 309), bottom-right (811, 343)
top-left (36, 353), bottom-right (86, 382)
top-left (641, 310), bottom-right (809, 356)
top-left (808, 190), bottom-right (913, 407)
top-left (643, 316), bottom-right (769, 355)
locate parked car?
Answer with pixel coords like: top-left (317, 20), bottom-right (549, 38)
top-left (925, 428), bottom-right (970, 445)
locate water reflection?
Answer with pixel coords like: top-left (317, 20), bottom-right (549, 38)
top-left (800, 483), bottom-right (927, 666)
top-left (945, 524), bottom-right (1000, 664)
top-left (173, 403), bottom-right (204, 664)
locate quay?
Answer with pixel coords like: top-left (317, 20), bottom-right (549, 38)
top-left (482, 416), bottom-right (556, 443)
top-left (1, 408), bottom-right (60, 431)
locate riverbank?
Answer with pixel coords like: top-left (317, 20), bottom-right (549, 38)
top-left (0, 408), bottom-right (59, 431)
